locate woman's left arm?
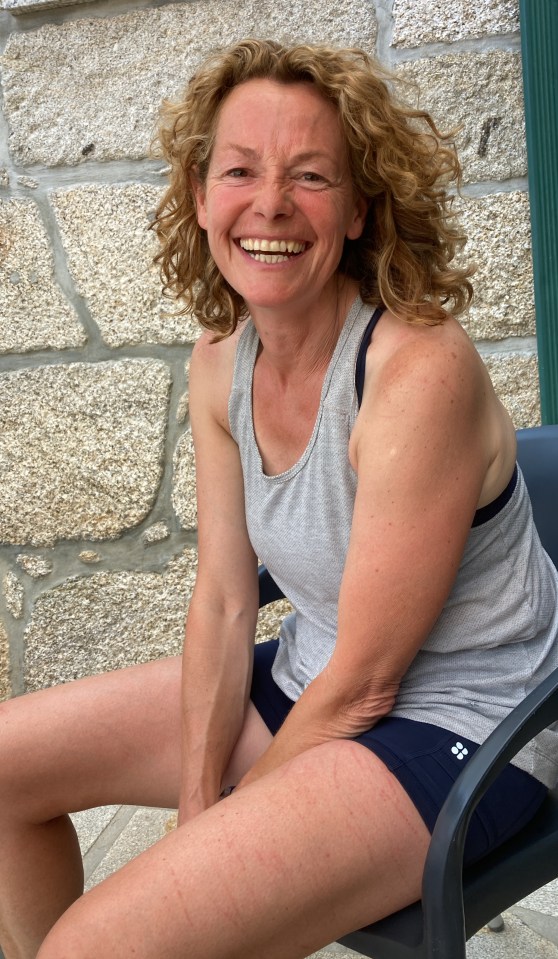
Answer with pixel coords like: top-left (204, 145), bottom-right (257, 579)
top-left (237, 328), bottom-right (493, 787)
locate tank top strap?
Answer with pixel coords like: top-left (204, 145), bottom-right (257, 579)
top-left (352, 304), bottom-right (519, 529)
top-left (354, 305), bottom-right (386, 407)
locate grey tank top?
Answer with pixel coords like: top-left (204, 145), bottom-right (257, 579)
top-left (229, 295), bottom-right (558, 787)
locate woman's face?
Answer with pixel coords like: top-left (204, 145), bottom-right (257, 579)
top-left (193, 79), bottom-right (367, 319)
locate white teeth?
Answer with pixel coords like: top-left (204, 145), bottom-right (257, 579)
top-left (252, 253), bottom-right (289, 263)
top-left (240, 238), bottom-right (305, 254)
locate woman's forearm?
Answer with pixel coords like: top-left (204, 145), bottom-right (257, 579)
top-left (179, 597), bottom-right (256, 822)
top-left (237, 662), bottom-right (396, 789)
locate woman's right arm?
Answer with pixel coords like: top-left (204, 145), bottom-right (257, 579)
top-left (178, 332), bottom-right (259, 825)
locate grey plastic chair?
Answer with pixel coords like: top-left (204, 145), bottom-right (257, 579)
top-left (258, 425), bottom-right (558, 959)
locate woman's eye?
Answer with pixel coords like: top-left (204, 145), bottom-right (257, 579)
top-left (226, 168), bottom-right (248, 178)
top-left (297, 172), bottom-right (329, 188)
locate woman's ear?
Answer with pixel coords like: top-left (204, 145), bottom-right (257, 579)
top-left (190, 168), bottom-right (208, 229)
top-left (346, 194), bottom-right (369, 241)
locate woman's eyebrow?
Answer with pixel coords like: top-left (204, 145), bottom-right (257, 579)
top-left (289, 150), bottom-right (334, 164)
top-left (221, 144), bottom-right (259, 158)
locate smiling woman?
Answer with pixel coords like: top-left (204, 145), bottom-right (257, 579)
top-left (188, 79), bottom-right (367, 323)
top-left (151, 39), bottom-right (474, 338)
top-left (1, 37), bottom-right (558, 959)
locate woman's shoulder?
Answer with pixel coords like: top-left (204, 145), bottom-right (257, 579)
top-left (365, 309), bottom-right (484, 399)
top-left (190, 323), bottom-right (248, 434)
top-left (357, 309), bottom-right (516, 505)
top-left (191, 322), bottom-right (246, 367)
top-left (191, 322), bottom-right (250, 386)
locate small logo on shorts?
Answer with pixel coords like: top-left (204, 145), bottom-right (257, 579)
top-left (451, 742), bottom-right (469, 760)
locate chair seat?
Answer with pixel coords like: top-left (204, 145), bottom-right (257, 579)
top-left (338, 786), bottom-right (558, 959)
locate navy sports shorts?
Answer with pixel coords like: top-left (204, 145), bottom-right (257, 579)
top-left (250, 640), bottom-right (548, 866)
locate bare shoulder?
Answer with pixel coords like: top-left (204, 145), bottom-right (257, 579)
top-left (359, 311), bottom-right (486, 420)
top-left (190, 326), bottom-right (242, 380)
top-left (377, 309), bottom-right (480, 376)
top-left (352, 310), bottom-right (516, 503)
top-left (190, 325), bottom-right (245, 434)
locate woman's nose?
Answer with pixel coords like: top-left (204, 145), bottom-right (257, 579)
top-left (253, 176), bottom-right (293, 219)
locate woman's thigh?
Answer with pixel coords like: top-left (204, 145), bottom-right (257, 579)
top-left (0, 658), bottom-right (270, 820)
top-left (0, 658), bottom-right (184, 818)
top-left (37, 739), bottom-right (430, 959)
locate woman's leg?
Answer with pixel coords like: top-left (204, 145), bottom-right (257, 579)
top-left (37, 739), bottom-right (431, 959)
top-left (0, 658), bottom-right (271, 959)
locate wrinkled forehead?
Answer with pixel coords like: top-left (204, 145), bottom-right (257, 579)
top-left (209, 78), bottom-right (348, 165)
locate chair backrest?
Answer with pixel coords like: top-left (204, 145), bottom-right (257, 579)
top-left (516, 425), bottom-right (558, 568)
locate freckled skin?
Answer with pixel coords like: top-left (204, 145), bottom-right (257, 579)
top-left (1, 70), bottom-right (518, 959)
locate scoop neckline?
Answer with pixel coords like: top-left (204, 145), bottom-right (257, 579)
top-left (246, 296), bottom-right (366, 483)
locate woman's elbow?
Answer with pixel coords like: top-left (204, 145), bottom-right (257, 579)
top-left (336, 682), bottom-right (398, 734)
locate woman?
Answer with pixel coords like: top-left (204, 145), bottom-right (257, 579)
top-left (1, 39), bottom-right (557, 959)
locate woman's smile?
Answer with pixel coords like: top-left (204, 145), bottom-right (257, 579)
top-left (237, 237), bottom-right (309, 264)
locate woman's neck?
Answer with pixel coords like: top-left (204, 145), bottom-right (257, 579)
top-left (249, 277), bottom-right (360, 381)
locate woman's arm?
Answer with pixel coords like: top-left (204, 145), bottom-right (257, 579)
top-left (179, 333), bottom-right (259, 823)
top-left (237, 322), bottom-right (494, 788)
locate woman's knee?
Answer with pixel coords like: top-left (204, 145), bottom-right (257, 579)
top-left (37, 913), bottom-right (94, 959)
top-left (0, 696), bottom-right (33, 797)
top-left (0, 691), bottom-right (76, 822)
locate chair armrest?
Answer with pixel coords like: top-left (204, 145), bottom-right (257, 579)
top-left (421, 664), bottom-right (558, 957)
top-left (258, 565), bottom-right (285, 607)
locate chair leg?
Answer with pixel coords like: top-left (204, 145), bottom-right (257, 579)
top-left (487, 915), bottom-right (505, 932)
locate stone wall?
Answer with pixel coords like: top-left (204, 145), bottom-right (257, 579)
top-left (0, 0), bottom-right (536, 698)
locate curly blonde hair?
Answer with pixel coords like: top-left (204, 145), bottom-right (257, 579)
top-left (151, 38), bottom-right (473, 337)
